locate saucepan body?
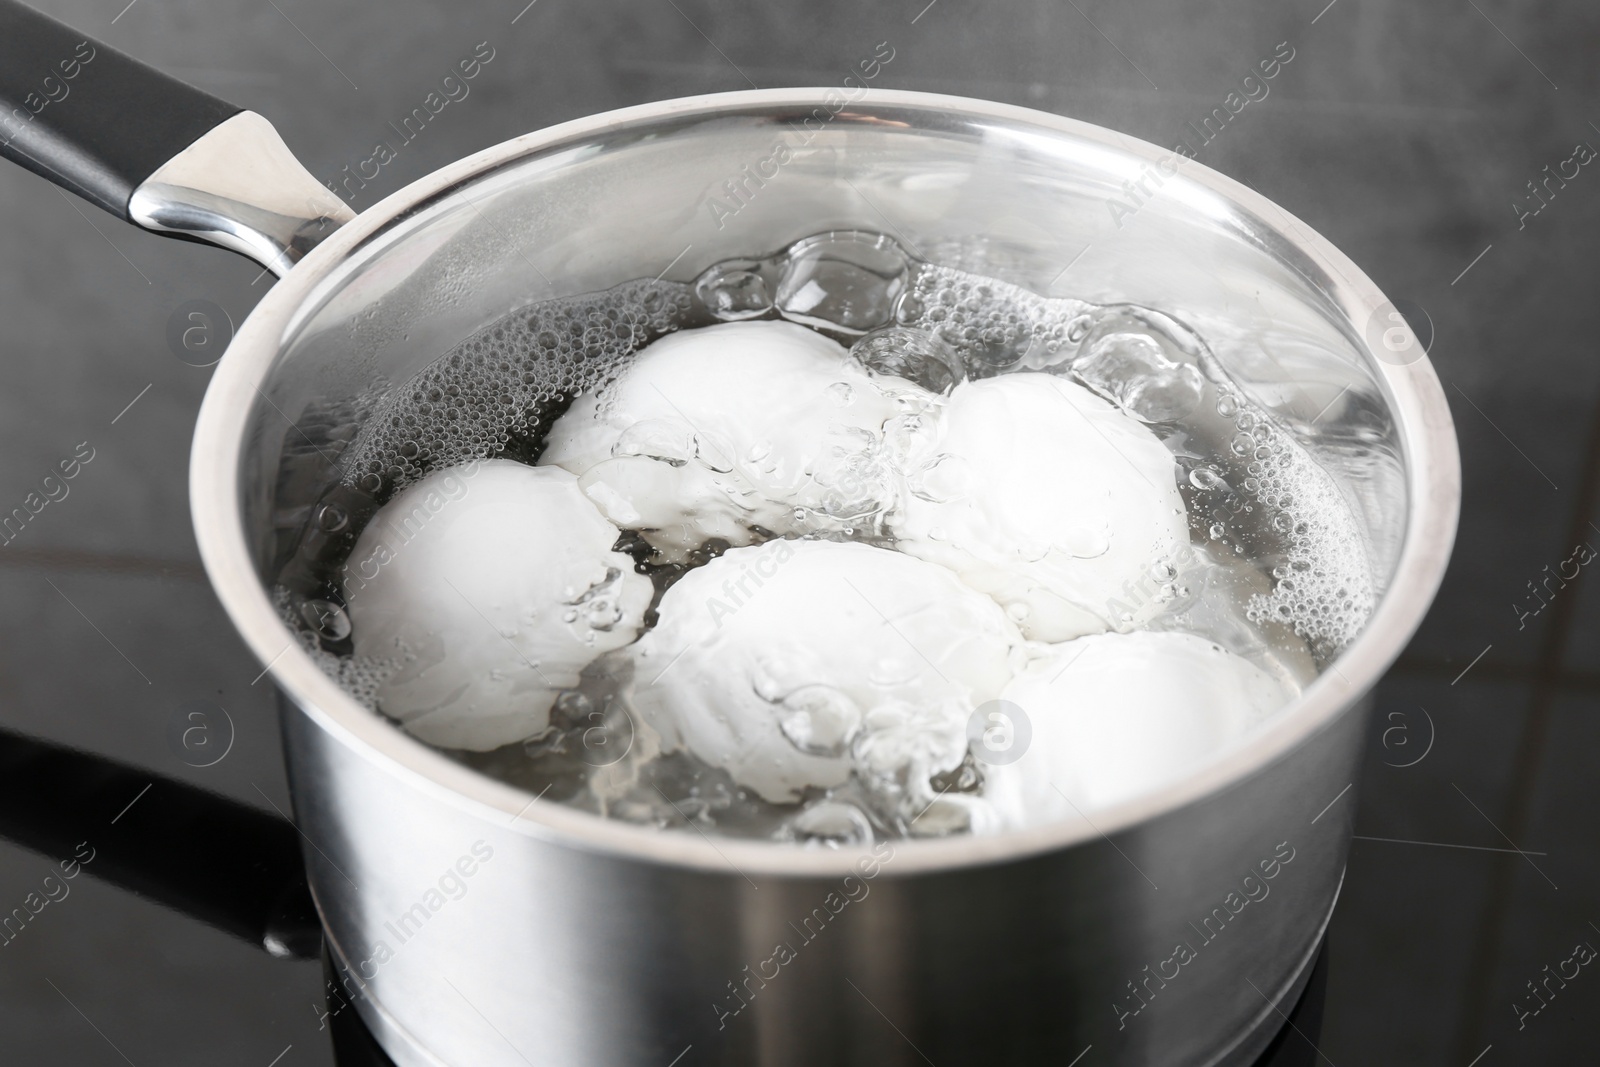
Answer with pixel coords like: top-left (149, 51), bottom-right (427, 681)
top-left (187, 90), bottom-right (1458, 1066)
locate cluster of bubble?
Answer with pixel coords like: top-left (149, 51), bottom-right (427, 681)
top-left (273, 586), bottom-right (396, 709)
top-left (894, 264), bottom-right (1096, 371)
top-left (337, 279), bottom-right (695, 497)
top-left (1209, 390), bottom-right (1376, 656)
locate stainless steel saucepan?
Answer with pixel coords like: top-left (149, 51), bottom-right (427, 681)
top-left (0, 3), bottom-right (1458, 1064)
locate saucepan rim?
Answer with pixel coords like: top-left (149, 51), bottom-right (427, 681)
top-left (190, 87), bottom-right (1459, 878)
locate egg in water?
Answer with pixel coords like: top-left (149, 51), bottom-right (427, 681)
top-left (345, 459), bottom-right (653, 750)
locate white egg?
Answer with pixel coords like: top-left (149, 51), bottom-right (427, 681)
top-left (344, 459), bottom-right (652, 751)
top-left (981, 631), bottom-right (1292, 826)
top-left (540, 321), bottom-right (926, 561)
top-left (621, 539), bottom-right (1023, 806)
top-left (892, 372), bottom-right (1190, 642)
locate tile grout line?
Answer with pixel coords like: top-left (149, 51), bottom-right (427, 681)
top-left (1451, 371), bottom-right (1600, 1062)
top-left (0, 546), bottom-right (207, 580)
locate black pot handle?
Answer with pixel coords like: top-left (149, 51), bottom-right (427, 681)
top-left (0, 726), bottom-right (321, 960)
top-left (0, 0), bottom-right (351, 274)
top-left (0, 0), bottom-right (239, 217)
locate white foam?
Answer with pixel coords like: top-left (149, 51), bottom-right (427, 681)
top-left (339, 280), bottom-right (693, 496)
top-left (1221, 392), bottom-right (1376, 655)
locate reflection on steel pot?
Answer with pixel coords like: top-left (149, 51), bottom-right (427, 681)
top-left (0, 1), bottom-right (1457, 1063)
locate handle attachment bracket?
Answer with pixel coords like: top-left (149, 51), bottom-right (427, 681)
top-left (129, 111), bottom-right (355, 277)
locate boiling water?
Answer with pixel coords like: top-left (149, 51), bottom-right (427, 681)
top-left (272, 229), bottom-right (1374, 844)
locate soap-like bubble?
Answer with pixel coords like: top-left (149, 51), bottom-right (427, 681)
top-left (849, 326), bottom-right (963, 394)
top-left (774, 231), bottom-right (910, 335)
top-left (316, 502), bottom-right (349, 532)
top-left (694, 260), bottom-right (772, 321)
top-left (1074, 331), bottom-right (1204, 423)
